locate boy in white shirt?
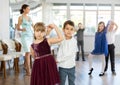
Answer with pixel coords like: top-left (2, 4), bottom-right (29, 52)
top-left (56, 20), bottom-right (78, 85)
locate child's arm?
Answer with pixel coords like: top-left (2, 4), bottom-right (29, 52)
top-left (30, 47), bottom-right (35, 59)
top-left (107, 20), bottom-right (118, 32)
top-left (113, 22), bottom-right (118, 31)
top-left (47, 24), bottom-right (63, 45)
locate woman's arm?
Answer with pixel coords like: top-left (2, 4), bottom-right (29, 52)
top-left (47, 24), bottom-right (63, 45)
top-left (17, 16), bottom-right (26, 31)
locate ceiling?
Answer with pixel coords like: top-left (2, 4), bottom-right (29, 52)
top-left (9, 0), bottom-right (41, 11)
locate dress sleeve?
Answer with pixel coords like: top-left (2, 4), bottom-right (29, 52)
top-left (101, 34), bottom-right (108, 56)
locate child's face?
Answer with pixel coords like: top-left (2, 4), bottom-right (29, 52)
top-left (98, 23), bottom-right (105, 32)
top-left (78, 24), bottom-right (82, 28)
top-left (34, 30), bottom-right (45, 40)
top-left (63, 24), bottom-right (74, 39)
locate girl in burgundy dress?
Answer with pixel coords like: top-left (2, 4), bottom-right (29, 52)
top-left (30, 22), bottom-right (63, 85)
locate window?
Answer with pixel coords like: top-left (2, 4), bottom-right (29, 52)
top-left (30, 6), bottom-right (42, 24)
top-left (114, 5), bottom-right (120, 34)
top-left (98, 4), bottom-right (111, 24)
top-left (11, 6), bottom-right (42, 39)
top-left (85, 4), bottom-right (97, 35)
top-left (52, 3), bottom-right (67, 28)
top-left (70, 4), bottom-right (84, 26)
top-left (12, 6), bottom-right (42, 26)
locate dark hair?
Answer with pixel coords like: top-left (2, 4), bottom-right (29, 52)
top-left (78, 23), bottom-right (82, 25)
top-left (63, 20), bottom-right (75, 29)
top-left (20, 4), bottom-right (29, 14)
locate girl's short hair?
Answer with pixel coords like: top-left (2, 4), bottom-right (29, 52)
top-left (34, 22), bottom-right (46, 32)
top-left (63, 20), bottom-right (75, 29)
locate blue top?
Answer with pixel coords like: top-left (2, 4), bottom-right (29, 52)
top-left (21, 16), bottom-right (33, 37)
top-left (20, 16), bottom-right (33, 52)
top-left (91, 27), bottom-right (108, 56)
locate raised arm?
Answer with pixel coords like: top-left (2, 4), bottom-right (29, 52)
top-left (105, 21), bottom-right (111, 32)
top-left (47, 24), bottom-right (63, 45)
top-left (113, 22), bottom-right (118, 31)
top-left (107, 20), bottom-right (118, 32)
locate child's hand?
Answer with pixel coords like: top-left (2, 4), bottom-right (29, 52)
top-left (55, 59), bottom-right (59, 63)
top-left (47, 24), bottom-right (57, 29)
top-left (56, 61), bottom-right (59, 63)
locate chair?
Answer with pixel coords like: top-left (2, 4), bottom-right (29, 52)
top-left (2, 39), bottom-right (24, 74)
top-left (13, 39), bottom-right (23, 73)
top-left (0, 41), bottom-right (13, 78)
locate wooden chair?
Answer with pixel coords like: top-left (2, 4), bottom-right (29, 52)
top-left (0, 41), bottom-right (13, 78)
top-left (2, 39), bottom-right (24, 74)
top-left (13, 40), bottom-right (22, 73)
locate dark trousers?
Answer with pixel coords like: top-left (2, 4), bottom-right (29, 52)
top-left (76, 40), bottom-right (85, 60)
top-left (104, 44), bottom-right (115, 72)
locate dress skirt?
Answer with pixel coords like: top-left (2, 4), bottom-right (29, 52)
top-left (30, 55), bottom-right (60, 85)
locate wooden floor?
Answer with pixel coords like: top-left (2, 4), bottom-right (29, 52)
top-left (0, 56), bottom-right (120, 85)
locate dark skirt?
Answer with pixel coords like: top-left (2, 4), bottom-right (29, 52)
top-left (30, 55), bottom-right (60, 85)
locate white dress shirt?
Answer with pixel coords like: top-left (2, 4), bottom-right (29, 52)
top-left (106, 30), bottom-right (116, 44)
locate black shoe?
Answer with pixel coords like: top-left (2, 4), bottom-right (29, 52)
top-left (104, 69), bottom-right (107, 72)
top-left (82, 58), bottom-right (86, 61)
top-left (99, 72), bottom-right (105, 76)
top-left (88, 68), bottom-right (93, 75)
top-left (76, 56), bottom-right (79, 61)
top-left (76, 58), bottom-right (79, 61)
top-left (112, 71), bottom-right (116, 75)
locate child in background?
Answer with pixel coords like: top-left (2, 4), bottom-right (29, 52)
top-left (104, 20), bottom-right (118, 75)
top-left (56, 20), bottom-right (78, 85)
top-left (30, 22), bottom-right (63, 85)
top-left (76, 23), bottom-right (85, 61)
top-left (88, 21), bottom-right (108, 76)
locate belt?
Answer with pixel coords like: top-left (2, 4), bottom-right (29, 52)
top-left (35, 54), bottom-right (51, 60)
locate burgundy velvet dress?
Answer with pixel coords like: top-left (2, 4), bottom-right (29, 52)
top-left (30, 39), bottom-right (60, 85)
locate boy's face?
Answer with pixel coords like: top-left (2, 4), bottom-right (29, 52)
top-left (78, 24), bottom-right (82, 28)
top-left (63, 24), bottom-right (74, 39)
